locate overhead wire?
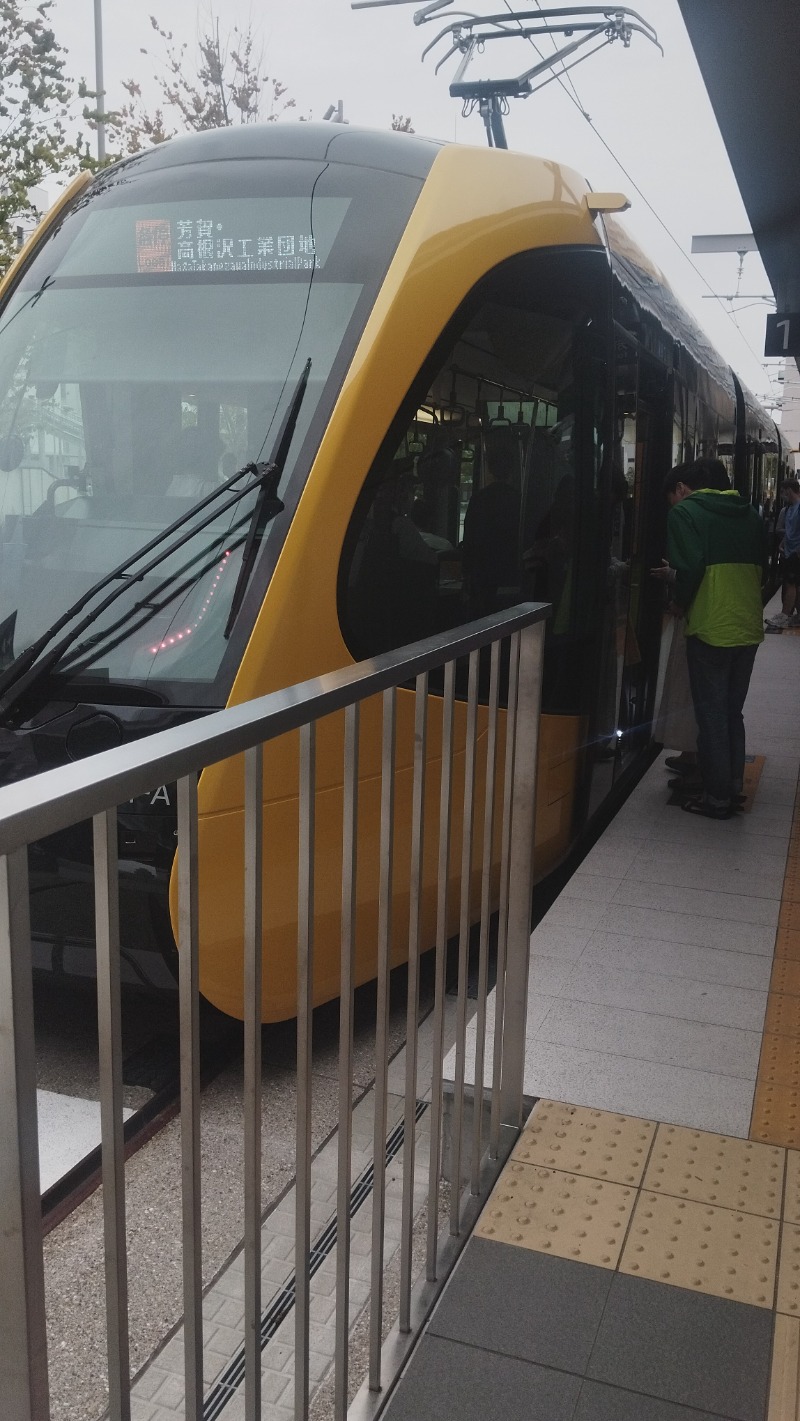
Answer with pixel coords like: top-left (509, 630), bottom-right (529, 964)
top-left (497, 0), bottom-right (775, 385)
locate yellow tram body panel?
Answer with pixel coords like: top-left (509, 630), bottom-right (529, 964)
top-left (168, 144), bottom-right (602, 1021)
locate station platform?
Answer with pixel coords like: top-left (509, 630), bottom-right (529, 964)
top-left (385, 617), bottom-right (800, 1421)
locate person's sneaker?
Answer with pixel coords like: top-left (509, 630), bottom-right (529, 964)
top-left (766, 612), bottom-right (790, 628)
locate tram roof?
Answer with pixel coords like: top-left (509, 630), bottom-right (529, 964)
top-left (117, 122), bottom-right (444, 181)
top-left (677, 0), bottom-right (800, 316)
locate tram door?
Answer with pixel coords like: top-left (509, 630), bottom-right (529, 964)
top-left (612, 346), bottom-right (664, 773)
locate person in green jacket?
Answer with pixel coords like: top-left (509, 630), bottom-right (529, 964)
top-left (666, 457), bottom-right (765, 820)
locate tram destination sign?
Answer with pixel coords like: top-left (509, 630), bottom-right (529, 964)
top-left (765, 312), bottom-right (800, 358)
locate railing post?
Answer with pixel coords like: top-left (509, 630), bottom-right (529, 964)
top-left (499, 620), bottom-right (545, 1130)
top-left (0, 847), bottom-right (49, 1421)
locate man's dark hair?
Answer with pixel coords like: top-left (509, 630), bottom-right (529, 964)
top-left (681, 457), bottom-right (731, 492)
top-left (783, 477), bottom-right (800, 495)
top-left (663, 462), bottom-right (689, 498)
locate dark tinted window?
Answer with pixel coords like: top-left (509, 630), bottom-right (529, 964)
top-left (339, 250), bottom-right (609, 710)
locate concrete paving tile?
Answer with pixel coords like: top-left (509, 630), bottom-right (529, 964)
top-left (526, 955), bottom-right (575, 996)
top-left (530, 920), bottom-right (594, 961)
top-left (130, 1401), bottom-right (160, 1421)
top-left (381, 1335), bottom-right (581, 1421)
top-left (526, 992), bottom-right (561, 1035)
top-left (655, 810), bottom-right (791, 842)
top-left (634, 833), bottom-right (786, 869)
top-left (428, 1238), bottom-right (612, 1372)
top-left (132, 1367), bottom-right (171, 1403)
top-left (559, 960), bottom-right (768, 1032)
top-left (151, 1373), bottom-right (185, 1410)
top-left (574, 1379), bottom-right (740, 1421)
top-left (579, 836), bottom-right (645, 872)
top-left (520, 1042), bottom-right (756, 1137)
top-left (612, 879), bottom-right (781, 927)
top-left (536, 999), bottom-right (762, 1077)
top-left (596, 902), bottom-right (777, 954)
top-left (582, 932), bottom-right (773, 991)
top-left (586, 1272), bottom-right (773, 1421)
top-left (560, 873), bottom-right (624, 904)
top-left (540, 898), bottom-right (610, 930)
top-left (622, 855), bottom-right (786, 901)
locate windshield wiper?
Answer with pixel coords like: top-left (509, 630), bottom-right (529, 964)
top-left (225, 357), bottom-right (311, 637)
top-left (0, 462), bottom-right (283, 725)
top-left (55, 513), bottom-right (254, 684)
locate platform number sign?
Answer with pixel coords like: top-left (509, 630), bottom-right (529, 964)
top-left (765, 312), bottom-right (800, 358)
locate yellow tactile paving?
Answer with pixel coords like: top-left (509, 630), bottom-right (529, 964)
top-left (775, 928), bottom-right (800, 962)
top-left (764, 994), bottom-right (800, 1039)
top-left (751, 1082), bottom-right (800, 1150)
top-left (474, 1159), bottom-right (635, 1268)
top-left (780, 902), bottom-right (800, 936)
top-left (785, 870), bottom-right (800, 906)
top-left (768, 1314), bottom-right (800, 1421)
top-left (773, 961), bottom-right (800, 997)
top-left (619, 1191), bottom-right (779, 1307)
top-left (778, 1227), bottom-right (800, 1317)
top-left (759, 1034), bottom-right (800, 1091)
top-left (642, 1124), bottom-right (783, 1217)
top-left (785, 1151), bottom-right (800, 1224)
top-left (511, 1099), bottom-right (656, 1186)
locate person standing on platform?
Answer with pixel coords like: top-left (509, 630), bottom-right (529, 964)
top-left (765, 477), bottom-right (800, 629)
top-left (666, 457), bottom-right (765, 820)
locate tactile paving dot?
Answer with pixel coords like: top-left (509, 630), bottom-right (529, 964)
top-left (643, 1125), bottom-right (783, 1218)
top-left (780, 902), bottom-right (800, 935)
top-left (774, 927), bottom-right (800, 962)
top-left (751, 1082), bottom-right (800, 1151)
top-left (475, 1159), bottom-right (635, 1268)
top-left (783, 862), bottom-right (800, 906)
top-left (760, 1034), bottom-right (800, 1092)
top-left (619, 1191), bottom-right (778, 1307)
top-left (511, 1099), bottom-right (656, 1186)
top-left (784, 1150), bottom-right (800, 1224)
top-left (772, 960), bottom-right (800, 997)
top-left (765, 994), bottom-right (800, 1040)
top-left (777, 1226), bottom-right (800, 1315)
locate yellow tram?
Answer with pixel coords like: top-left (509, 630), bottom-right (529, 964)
top-left (0, 125), bottom-right (785, 1018)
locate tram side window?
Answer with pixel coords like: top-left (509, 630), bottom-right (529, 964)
top-left (340, 266), bottom-right (603, 686)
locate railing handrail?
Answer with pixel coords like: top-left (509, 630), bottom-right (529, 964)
top-left (0, 602), bottom-right (548, 855)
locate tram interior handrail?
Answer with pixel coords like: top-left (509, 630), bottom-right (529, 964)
top-left (0, 603), bottom-right (548, 1421)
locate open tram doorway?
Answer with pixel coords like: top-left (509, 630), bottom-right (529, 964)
top-left (609, 342), bottom-right (668, 778)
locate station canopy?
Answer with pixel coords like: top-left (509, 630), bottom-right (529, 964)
top-left (677, 0), bottom-right (800, 316)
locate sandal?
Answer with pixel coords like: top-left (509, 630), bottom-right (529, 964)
top-left (681, 797), bottom-right (736, 820)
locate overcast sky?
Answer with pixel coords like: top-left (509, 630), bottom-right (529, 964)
top-left (49, 0), bottom-right (784, 413)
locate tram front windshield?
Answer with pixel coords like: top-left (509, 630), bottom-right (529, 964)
top-left (0, 157), bottom-right (418, 703)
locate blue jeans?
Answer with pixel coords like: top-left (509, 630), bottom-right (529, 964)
top-left (685, 637), bottom-right (759, 807)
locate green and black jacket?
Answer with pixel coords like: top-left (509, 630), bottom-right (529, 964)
top-left (667, 489), bottom-right (765, 647)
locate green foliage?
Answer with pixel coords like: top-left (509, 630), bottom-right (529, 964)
top-left (106, 13), bottom-right (298, 154)
top-left (0, 0), bottom-right (80, 272)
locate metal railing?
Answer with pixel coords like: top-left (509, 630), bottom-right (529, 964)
top-left (0, 602), bottom-right (547, 1421)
